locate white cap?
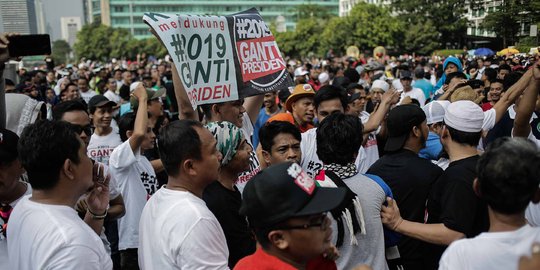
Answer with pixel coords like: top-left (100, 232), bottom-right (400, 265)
top-left (444, 100), bottom-right (484, 132)
top-left (318, 72), bottom-right (329, 84)
top-left (130, 82), bottom-right (141, 93)
top-left (371, 80), bottom-right (389, 92)
top-left (294, 67), bottom-right (309, 77)
top-left (392, 79), bottom-right (403, 91)
top-left (422, 101), bottom-right (450, 125)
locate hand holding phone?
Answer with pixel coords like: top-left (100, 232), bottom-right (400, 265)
top-left (7, 34), bottom-right (51, 57)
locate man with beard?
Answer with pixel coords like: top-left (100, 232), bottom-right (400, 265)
top-left (268, 84), bottom-right (316, 133)
top-left (367, 104), bottom-right (443, 269)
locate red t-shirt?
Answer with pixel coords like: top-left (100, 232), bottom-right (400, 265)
top-left (481, 102), bottom-right (494, 111)
top-left (234, 247), bottom-right (337, 270)
top-left (267, 113), bottom-right (314, 133)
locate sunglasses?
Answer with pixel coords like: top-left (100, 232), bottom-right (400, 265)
top-left (69, 123), bottom-right (93, 136)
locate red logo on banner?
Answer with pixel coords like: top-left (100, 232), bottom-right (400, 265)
top-left (237, 36), bottom-right (286, 82)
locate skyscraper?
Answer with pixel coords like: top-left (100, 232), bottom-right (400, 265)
top-left (0, 0), bottom-right (38, 34)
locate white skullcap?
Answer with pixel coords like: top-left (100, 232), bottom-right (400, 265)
top-left (444, 100), bottom-right (484, 132)
top-left (371, 80), bottom-right (389, 92)
top-left (318, 72), bottom-right (329, 84)
top-left (130, 82), bottom-right (141, 93)
top-left (392, 79), bottom-right (403, 91)
top-left (422, 101), bottom-right (450, 125)
top-left (294, 67), bottom-right (309, 77)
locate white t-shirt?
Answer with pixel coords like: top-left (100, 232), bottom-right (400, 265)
top-left (300, 128), bottom-right (369, 178)
top-left (400, 87), bottom-right (426, 106)
top-left (526, 202), bottom-right (540, 226)
top-left (439, 224), bottom-right (540, 270)
top-left (236, 114), bottom-right (261, 193)
top-left (104, 90), bottom-right (121, 104)
top-left (360, 111), bottom-right (380, 169)
top-left (109, 139), bottom-right (158, 250)
top-left (87, 126), bottom-right (123, 165)
top-left (139, 187), bottom-right (229, 269)
top-left (80, 90), bottom-right (97, 104)
top-left (0, 183), bottom-right (31, 270)
top-left (7, 196), bottom-right (112, 270)
top-left (482, 108), bottom-right (497, 131)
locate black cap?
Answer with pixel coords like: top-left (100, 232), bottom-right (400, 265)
top-left (399, 70), bottom-right (413, 79)
top-left (0, 128), bottom-right (19, 164)
top-left (88, 95), bottom-right (116, 111)
top-left (385, 105), bottom-right (426, 152)
top-left (240, 162), bottom-right (347, 229)
top-left (348, 92), bottom-right (361, 103)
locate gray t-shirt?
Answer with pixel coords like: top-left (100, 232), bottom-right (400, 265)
top-left (332, 173), bottom-right (389, 270)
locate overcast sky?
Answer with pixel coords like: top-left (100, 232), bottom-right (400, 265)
top-left (41, 0), bottom-right (84, 41)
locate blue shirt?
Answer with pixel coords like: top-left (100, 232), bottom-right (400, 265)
top-left (252, 108), bottom-right (276, 148)
top-left (419, 132), bottom-right (442, 160)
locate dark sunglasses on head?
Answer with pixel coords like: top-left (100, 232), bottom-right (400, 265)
top-left (69, 123), bottom-right (93, 136)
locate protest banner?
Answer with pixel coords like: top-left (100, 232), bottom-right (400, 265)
top-left (143, 8), bottom-right (293, 109)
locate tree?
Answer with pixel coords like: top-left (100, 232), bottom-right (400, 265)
top-left (481, 0), bottom-right (540, 48)
top-left (51, 39), bottom-right (71, 64)
top-left (390, 0), bottom-right (468, 48)
top-left (320, 3), bottom-right (402, 55)
top-left (292, 4), bottom-right (333, 21)
top-left (400, 19), bottom-right (440, 55)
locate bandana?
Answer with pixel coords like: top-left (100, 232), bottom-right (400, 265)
top-left (205, 121), bottom-right (244, 166)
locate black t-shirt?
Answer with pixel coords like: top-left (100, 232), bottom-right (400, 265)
top-left (203, 181), bottom-right (256, 268)
top-left (425, 155), bottom-right (489, 268)
top-left (367, 149), bottom-right (443, 267)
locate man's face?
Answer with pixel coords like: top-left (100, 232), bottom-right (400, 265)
top-left (316, 98), bottom-right (344, 123)
top-left (66, 85), bottom-right (80, 100)
top-left (489, 82), bottom-right (503, 102)
top-left (400, 78), bottom-right (412, 91)
top-left (217, 100), bottom-right (246, 128)
top-left (274, 213), bottom-right (333, 263)
top-left (292, 97), bottom-right (315, 124)
top-left (122, 71), bottom-right (132, 84)
top-left (62, 110), bottom-right (92, 146)
top-left (77, 79), bottom-right (89, 92)
top-left (107, 79), bottom-right (117, 91)
top-left (192, 127), bottom-right (222, 185)
top-left (263, 133), bottom-right (301, 165)
top-left (371, 89), bottom-right (384, 104)
top-left (263, 92), bottom-right (277, 109)
top-left (114, 70), bottom-right (122, 80)
top-left (148, 98), bottom-right (164, 118)
top-left (91, 106), bottom-right (113, 129)
top-left (498, 69), bottom-right (510, 80)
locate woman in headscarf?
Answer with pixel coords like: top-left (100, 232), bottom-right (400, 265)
top-left (202, 121), bottom-right (256, 268)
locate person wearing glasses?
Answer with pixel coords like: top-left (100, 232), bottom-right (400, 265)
top-left (87, 94), bottom-right (122, 165)
top-left (236, 162), bottom-right (347, 270)
top-left (52, 99), bottom-right (126, 269)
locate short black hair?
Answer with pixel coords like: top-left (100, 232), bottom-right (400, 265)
top-left (446, 125), bottom-right (481, 147)
top-left (278, 88), bottom-right (291, 104)
top-left (52, 100), bottom-right (88, 120)
top-left (484, 68), bottom-right (497, 83)
top-left (346, 83), bottom-right (364, 95)
top-left (259, 121), bottom-right (301, 152)
top-left (18, 120), bottom-right (81, 190)
top-left (65, 83), bottom-right (78, 89)
top-left (317, 113), bottom-right (363, 165)
top-left (499, 64), bottom-right (511, 72)
top-left (444, 72), bottom-right (467, 85)
top-left (5, 78), bottom-right (15, 86)
top-left (477, 137), bottom-right (540, 214)
top-left (314, 85), bottom-right (348, 112)
top-left (414, 68), bottom-right (425, 79)
top-left (158, 120), bottom-right (203, 177)
top-left (118, 112), bottom-right (136, 142)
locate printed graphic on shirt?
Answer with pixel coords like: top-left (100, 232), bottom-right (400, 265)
top-left (140, 172), bottom-right (158, 198)
top-left (87, 146), bottom-right (116, 165)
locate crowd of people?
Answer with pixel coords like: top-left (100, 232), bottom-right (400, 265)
top-left (2, 30), bottom-right (540, 270)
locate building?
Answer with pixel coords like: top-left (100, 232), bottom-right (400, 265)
top-left (88, 0), bottom-right (339, 39)
top-left (60, 17), bottom-right (83, 46)
top-left (465, 0), bottom-right (498, 38)
top-left (339, 0), bottom-right (390, 17)
top-left (0, 0), bottom-right (37, 34)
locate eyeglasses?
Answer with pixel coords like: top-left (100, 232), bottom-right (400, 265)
top-left (273, 213), bottom-right (329, 231)
top-left (69, 123), bottom-right (92, 136)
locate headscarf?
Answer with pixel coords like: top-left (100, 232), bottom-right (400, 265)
top-left (205, 121), bottom-right (244, 166)
top-left (434, 57), bottom-right (463, 90)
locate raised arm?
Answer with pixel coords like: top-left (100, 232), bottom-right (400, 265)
top-left (514, 65), bottom-right (540, 137)
top-left (493, 68), bottom-right (533, 123)
top-left (129, 83), bottom-right (149, 152)
top-left (172, 64), bottom-right (198, 121)
top-left (243, 94), bottom-right (264, 125)
top-left (364, 89), bottom-right (399, 134)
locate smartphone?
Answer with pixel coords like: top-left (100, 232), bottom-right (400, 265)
top-left (8, 34), bottom-right (51, 57)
